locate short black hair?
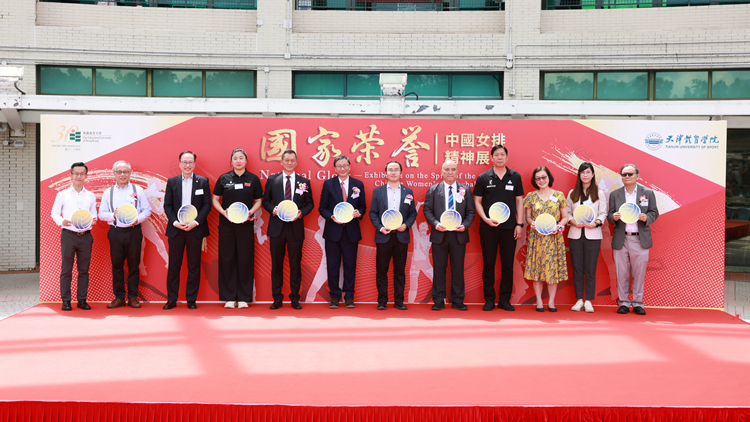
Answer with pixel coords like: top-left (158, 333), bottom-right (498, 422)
top-left (230, 148), bottom-right (247, 161)
top-left (385, 160), bottom-right (402, 172)
top-left (491, 144), bottom-right (508, 157)
top-left (620, 164), bottom-right (639, 175)
top-left (179, 150), bottom-right (197, 161)
top-left (333, 156), bottom-right (351, 167)
top-left (71, 162), bottom-right (88, 173)
top-left (531, 166), bottom-right (554, 189)
top-left (282, 149), bottom-right (297, 160)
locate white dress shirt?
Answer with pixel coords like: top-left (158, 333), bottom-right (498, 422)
top-left (50, 186), bottom-right (98, 233)
top-left (443, 181), bottom-right (458, 211)
top-left (386, 183), bottom-right (402, 210)
top-left (98, 183), bottom-right (152, 227)
top-left (181, 173), bottom-right (193, 207)
top-left (624, 187), bottom-right (639, 233)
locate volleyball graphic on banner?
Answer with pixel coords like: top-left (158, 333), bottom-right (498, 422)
top-left (114, 204), bottom-right (138, 227)
top-left (177, 204), bottom-right (198, 224)
top-left (381, 209), bottom-right (403, 231)
top-left (619, 202), bottom-right (641, 224)
top-left (440, 210), bottom-right (462, 231)
top-left (534, 213), bottom-right (557, 235)
top-left (277, 200), bottom-right (299, 222)
top-left (573, 204), bottom-right (596, 225)
top-left (488, 202), bottom-right (510, 224)
top-left (333, 202), bottom-right (354, 224)
top-left (226, 202), bottom-right (249, 224)
top-left (70, 209), bottom-right (93, 231)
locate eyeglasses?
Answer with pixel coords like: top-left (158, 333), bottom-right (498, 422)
top-left (580, 170), bottom-right (593, 176)
top-left (71, 172), bottom-right (87, 177)
top-left (180, 161), bottom-right (195, 165)
top-left (335, 164), bottom-right (350, 170)
top-left (114, 170), bottom-right (131, 175)
top-left (621, 172), bottom-right (636, 177)
top-left (534, 175), bottom-right (548, 181)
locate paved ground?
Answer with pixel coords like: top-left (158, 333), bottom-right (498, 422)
top-left (1, 272), bottom-right (749, 321)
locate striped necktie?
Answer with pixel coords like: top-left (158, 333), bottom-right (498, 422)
top-left (448, 185), bottom-right (454, 210)
top-left (284, 176), bottom-right (292, 201)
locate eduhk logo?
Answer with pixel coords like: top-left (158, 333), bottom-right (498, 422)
top-left (69, 129), bottom-right (82, 143)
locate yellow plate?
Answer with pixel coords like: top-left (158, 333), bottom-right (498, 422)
top-left (71, 209), bottom-right (93, 231)
top-left (333, 202), bottom-right (354, 224)
top-left (488, 202), bottom-right (510, 224)
top-left (115, 204), bottom-right (138, 227)
top-left (534, 213), bottom-right (557, 235)
top-left (227, 202), bottom-right (249, 224)
top-left (277, 200), bottom-right (299, 222)
top-left (440, 210), bottom-right (462, 231)
top-left (178, 204), bottom-right (198, 224)
top-left (381, 209), bottom-right (403, 231)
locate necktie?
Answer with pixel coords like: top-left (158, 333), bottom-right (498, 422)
top-left (284, 176), bottom-right (292, 201)
top-left (341, 181), bottom-right (347, 200)
top-left (448, 185), bottom-right (454, 210)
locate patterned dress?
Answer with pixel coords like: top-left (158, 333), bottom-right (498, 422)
top-left (523, 190), bottom-right (569, 284)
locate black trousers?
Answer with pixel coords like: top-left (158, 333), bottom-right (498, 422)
top-left (325, 233), bottom-right (359, 301)
top-left (480, 228), bottom-right (516, 304)
top-left (568, 232), bottom-right (601, 301)
top-left (107, 225), bottom-right (142, 300)
top-left (376, 234), bottom-right (408, 306)
top-left (270, 222), bottom-right (303, 303)
top-left (60, 229), bottom-right (93, 302)
top-left (218, 222), bottom-right (255, 302)
top-left (432, 231), bottom-right (466, 305)
top-left (166, 229), bottom-right (203, 302)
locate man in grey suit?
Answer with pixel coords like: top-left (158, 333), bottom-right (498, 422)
top-left (607, 164), bottom-right (659, 315)
top-left (423, 160), bottom-right (475, 310)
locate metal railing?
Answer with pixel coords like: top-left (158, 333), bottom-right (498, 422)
top-left (40, 0), bottom-right (256, 9)
top-left (546, 0), bottom-right (748, 9)
top-left (296, 0), bottom-right (503, 11)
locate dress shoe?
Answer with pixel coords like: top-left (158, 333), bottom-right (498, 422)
top-left (163, 301), bottom-right (177, 310)
top-left (187, 302), bottom-right (197, 309)
top-left (107, 298), bottom-right (126, 309)
top-left (376, 304), bottom-right (387, 310)
top-left (345, 299), bottom-right (356, 308)
top-left (62, 301), bottom-right (72, 311)
top-left (548, 306), bottom-right (558, 312)
top-left (270, 301), bottom-right (283, 309)
top-left (584, 301), bottom-right (594, 313)
top-left (128, 298), bottom-right (142, 308)
top-left (394, 303), bottom-right (408, 310)
top-left (617, 305), bottom-right (630, 314)
top-left (224, 301), bottom-right (236, 309)
top-left (633, 306), bottom-right (646, 315)
top-left (571, 299), bottom-right (584, 312)
top-left (237, 301), bottom-right (249, 309)
top-left (482, 301), bottom-right (495, 311)
top-left (451, 303), bottom-right (468, 311)
top-left (431, 302), bottom-right (445, 311)
top-left (536, 305), bottom-right (544, 312)
top-left (291, 301), bottom-right (302, 310)
top-left (77, 300), bottom-right (91, 310)
top-left (329, 297), bottom-right (340, 309)
top-left (497, 302), bottom-right (515, 311)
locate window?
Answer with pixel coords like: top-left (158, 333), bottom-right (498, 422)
top-left (296, 0), bottom-right (503, 10)
top-left (38, 66), bottom-right (256, 98)
top-left (542, 69), bottom-right (748, 101)
top-left (293, 72), bottom-right (503, 100)
top-left (545, 0), bottom-right (736, 10)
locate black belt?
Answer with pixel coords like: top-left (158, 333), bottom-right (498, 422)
top-left (625, 232), bottom-right (639, 236)
top-left (65, 230), bottom-right (91, 236)
top-left (112, 224), bottom-right (140, 230)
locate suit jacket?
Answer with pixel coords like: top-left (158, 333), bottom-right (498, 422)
top-left (607, 183), bottom-right (659, 249)
top-left (369, 183), bottom-right (418, 244)
top-left (164, 173), bottom-right (212, 239)
top-left (319, 176), bottom-right (367, 243)
top-left (263, 172), bottom-right (314, 240)
top-left (424, 181), bottom-right (475, 245)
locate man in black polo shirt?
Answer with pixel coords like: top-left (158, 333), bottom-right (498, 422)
top-left (473, 145), bottom-right (524, 311)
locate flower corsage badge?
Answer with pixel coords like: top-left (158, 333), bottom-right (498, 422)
top-left (639, 195), bottom-right (648, 206)
top-left (129, 192), bottom-right (138, 204)
top-left (352, 186), bottom-right (361, 199)
top-left (639, 195), bottom-right (646, 202)
top-left (296, 182), bottom-right (308, 195)
top-left (405, 194), bottom-right (414, 204)
top-left (456, 187), bottom-right (466, 203)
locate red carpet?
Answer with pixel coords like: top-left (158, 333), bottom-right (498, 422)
top-left (1, 304), bottom-right (749, 421)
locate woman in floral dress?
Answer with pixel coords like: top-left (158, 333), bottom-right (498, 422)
top-left (524, 166), bottom-right (569, 312)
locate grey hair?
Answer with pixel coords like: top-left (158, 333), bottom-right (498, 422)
top-left (112, 160), bottom-right (132, 172)
top-left (620, 163), bottom-right (639, 175)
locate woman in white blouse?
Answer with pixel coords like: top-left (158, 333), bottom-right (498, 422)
top-left (566, 162), bottom-right (607, 313)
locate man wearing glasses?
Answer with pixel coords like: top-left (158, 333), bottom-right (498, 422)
top-left (162, 151), bottom-right (212, 310)
top-left (99, 160), bottom-right (152, 309)
top-left (50, 162), bottom-right (98, 311)
top-left (607, 164), bottom-right (659, 315)
top-left (318, 156), bottom-right (367, 309)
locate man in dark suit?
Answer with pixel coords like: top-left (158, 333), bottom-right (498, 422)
top-left (318, 156), bottom-right (367, 309)
top-left (423, 160), bottom-right (476, 311)
top-left (369, 160), bottom-right (417, 310)
top-left (263, 149), bottom-right (314, 310)
top-left (607, 163), bottom-right (659, 316)
top-left (163, 150), bottom-right (212, 310)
